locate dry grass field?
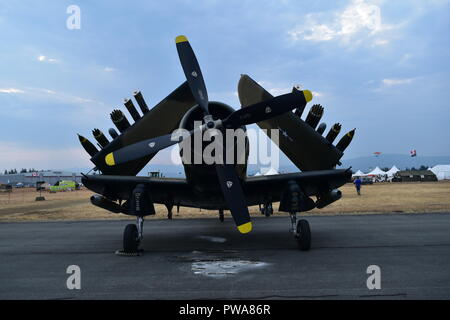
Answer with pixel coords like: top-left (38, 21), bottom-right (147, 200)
top-left (0, 181), bottom-right (449, 222)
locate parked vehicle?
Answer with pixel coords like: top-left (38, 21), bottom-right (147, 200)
top-left (49, 180), bottom-right (79, 192)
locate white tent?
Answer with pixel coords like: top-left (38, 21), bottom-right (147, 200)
top-left (352, 170), bottom-right (365, 177)
top-left (253, 167), bottom-right (279, 176)
top-left (386, 166), bottom-right (400, 177)
top-left (366, 167), bottom-right (387, 176)
top-left (263, 167), bottom-right (279, 176)
top-left (430, 165), bottom-right (450, 180)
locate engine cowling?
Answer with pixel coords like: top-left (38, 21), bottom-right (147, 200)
top-left (178, 102), bottom-right (249, 194)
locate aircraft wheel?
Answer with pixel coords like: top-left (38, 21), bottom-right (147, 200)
top-left (296, 219), bottom-right (311, 251)
top-left (123, 224), bottom-right (139, 253)
top-left (219, 210), bottom-right (224, 222)
top-left (262, 203), bottom-right (273, 217)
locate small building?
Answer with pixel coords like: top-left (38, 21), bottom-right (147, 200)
top-left (0, 171), bottom-right (83, 186)
top-left (148, 171), bottom-right (162, 178)
top-left (430, 165), bottom-right (450, 180)
top-left (393, 170), bottom-right (438, 182)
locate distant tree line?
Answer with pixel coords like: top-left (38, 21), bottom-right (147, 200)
top-left (405, 165), bottom-right (429, 171)
top-left (380, 166), bottom-right (429, 172)
top-left (2, 168), bottom-right (40, 174)
top-left (353, 165), bottom-right (431, 174)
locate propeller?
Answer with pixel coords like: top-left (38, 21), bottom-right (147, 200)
top-left (105, 35), bottom-right (313, 233)
top-left (176, 35), bottom-right (210, 115)
top-left (105, 131), bottom-right (192, 167)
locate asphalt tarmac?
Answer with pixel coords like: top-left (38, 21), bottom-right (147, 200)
top-left (1, 213), bottom-right (449, 299)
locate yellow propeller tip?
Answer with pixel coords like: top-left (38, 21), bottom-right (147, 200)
top-left (175, 35), bottom-right (188, 43)
top-left (237, 222), bottom-right (253, 234)
top-left (105, 153), bottom-right (115, 166)
top-left (303, 90), bottom-right (313, 103)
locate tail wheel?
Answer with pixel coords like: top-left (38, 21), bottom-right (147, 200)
top-left (123, 224), bottom-right (139, 253)
top-left (296, 219), bottom-right (311, 251)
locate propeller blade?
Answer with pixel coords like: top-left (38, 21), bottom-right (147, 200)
top-left (105, 129), bottom-right (195, 166)
top-left (223, 90), bottom-right (313, 128)
top-left (215, 163), bottom-right (252, 234)
top-left (176, 35), bottom-right (209, 115)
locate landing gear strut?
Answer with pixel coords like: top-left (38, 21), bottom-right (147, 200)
top-left (219, 209), bottom-right (224, 222)
top-left (123, 216), bottom-right (144, 253)
top-left (165, 203), bottom-right (173, 220)
top-left (260, 202), bottom-right (273, 217)
top-left (290, 213), bottom-right (311, 251)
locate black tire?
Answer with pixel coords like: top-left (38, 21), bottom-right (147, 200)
top-left (263, 204), bottom-right (273, 217)
top-left (296, 219), bottom-right (311, 251)
top-left (219, 210), bottom-right (224, 222)
top-left (123, 224), bottom-right (139, 253)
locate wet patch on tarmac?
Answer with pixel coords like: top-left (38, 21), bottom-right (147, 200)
top-left (173, 250), bottom-right (270, 278)
top-left (192, 260), bottom-right (270, 278)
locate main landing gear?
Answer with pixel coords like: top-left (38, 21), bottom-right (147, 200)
top-left (260, 202), bottom-right (273, 217)
top-left (123, 216), bottom-right (144, 253)
top-left (219, 209), bottom-right (224, 222)
top-left (290, 212), bottom-right (311, 251)
top-left (165, 203), bottom-right (173, 220)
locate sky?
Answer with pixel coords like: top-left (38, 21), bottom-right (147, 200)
top-left (0, 0), bottom-right (449, 171)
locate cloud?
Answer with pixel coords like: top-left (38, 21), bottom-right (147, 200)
top-left (0, 142), bottom-right (92, 170)
top-left (256, 81), bottom-right (291, 96)
top-left (288, 0), bottom-right (399, 47)
top-left (301, 24), bottom-right (336, 42)
top-left (0, 86), bottom-right (106, 124)
top-left (0, 86), bottom-right (101, 105)
top-left (0, 88), bottom-right (25, 94)
top-left (371, 77), bottom-right (418, 92)
top-left (312, 91), bottom-right (323, 98)
top-left (257, 81), bottom-right (324, 98)
top-left (267, 86), bottom-right (292, 96)
top-left (37, 55), bottom-right (59, 63)
top-left (372, 38), bottom-right (389, 46)
top-left (382, 78), bottom-right (416, 86)
top-left (398, 53), bottom-right (413, 65)
top-left (104, 67), bottom-right (115, 72)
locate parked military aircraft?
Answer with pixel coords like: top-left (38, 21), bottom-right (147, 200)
top-left (80, 36), bottom-right (354, 253)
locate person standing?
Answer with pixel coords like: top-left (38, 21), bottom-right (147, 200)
top-left (354, 177), bottom-right (362, 195)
